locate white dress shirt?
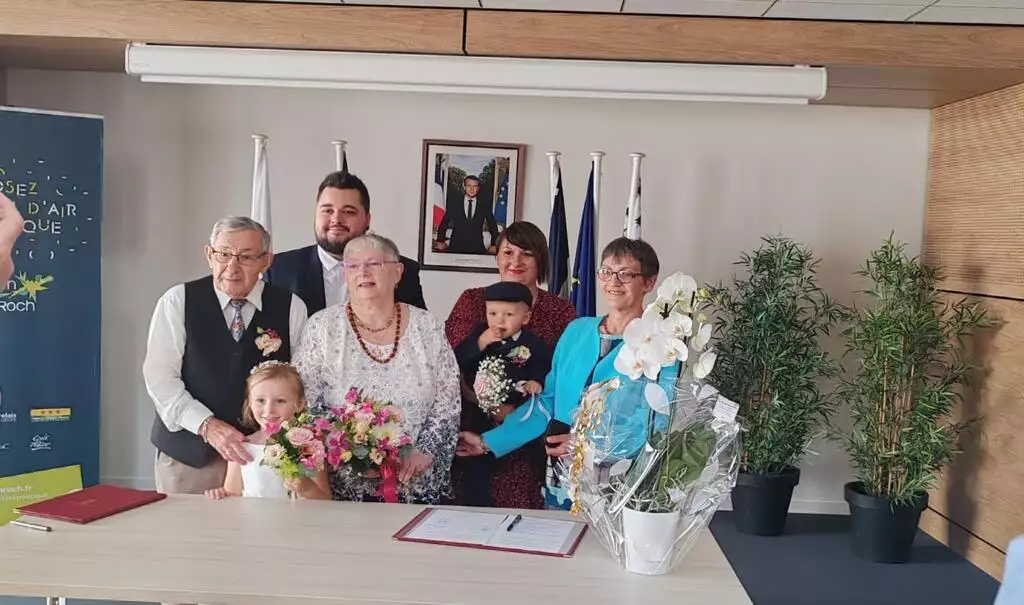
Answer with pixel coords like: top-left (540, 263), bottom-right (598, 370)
top-left (465, 196), bottom-right (476, 219)
top-left (142, 279), bottom-right (308, 435)
top-left (318, 245), bottom-right (348, 309)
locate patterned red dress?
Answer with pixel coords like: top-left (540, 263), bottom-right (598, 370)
top-left (445, 287), bottom-right (577, 509)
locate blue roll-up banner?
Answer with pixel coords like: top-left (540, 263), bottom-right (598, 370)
top-left (0, 107), bottom-right (103, 487)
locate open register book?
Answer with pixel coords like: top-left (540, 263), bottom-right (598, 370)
top-left (394, 507), bottom-right (588, 558)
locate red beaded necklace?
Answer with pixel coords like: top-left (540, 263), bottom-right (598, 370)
top-left (347, 302), bottom-right (402, 365)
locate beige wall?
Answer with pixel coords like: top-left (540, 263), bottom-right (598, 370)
top-left (6, 68), bottom-right (931, 512)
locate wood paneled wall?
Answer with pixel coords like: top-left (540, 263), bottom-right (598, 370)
top-left (4, 1), bottom-right (1024, 108)
top-left (922, 85), bottom-right (1024, 580)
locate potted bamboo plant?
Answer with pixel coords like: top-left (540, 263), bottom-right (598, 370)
top-left (838, 237), bottom-right (989, 563)
top-left (707, 235), bottom-right (846, 535)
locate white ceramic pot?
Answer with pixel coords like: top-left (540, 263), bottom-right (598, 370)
top-left (621, 507), bottom-right (681, 575)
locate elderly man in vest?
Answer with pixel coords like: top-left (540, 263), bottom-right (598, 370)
top-left (143, 216), bottom-right (307, 494)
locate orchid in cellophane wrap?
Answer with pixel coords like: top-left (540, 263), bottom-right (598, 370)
top-left (559, 271), bottom-right (742, 576)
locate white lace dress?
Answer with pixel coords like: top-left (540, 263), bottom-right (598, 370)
top-left (293, 304), bottom-right (460, 504)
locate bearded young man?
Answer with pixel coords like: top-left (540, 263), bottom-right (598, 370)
top-left (264, 171), bottom-right (426, 314)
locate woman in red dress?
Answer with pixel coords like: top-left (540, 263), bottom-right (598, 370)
top-left (445, 222), bottom-right (576, 509)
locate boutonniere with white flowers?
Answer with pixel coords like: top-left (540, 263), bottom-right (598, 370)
top-left (255, 327), bottom-right (283, 356)
top-left (507, 345), bottom-right (531, 367)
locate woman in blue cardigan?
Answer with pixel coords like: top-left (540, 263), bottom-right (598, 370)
top-left (457, 237), bottom-right (667, 509)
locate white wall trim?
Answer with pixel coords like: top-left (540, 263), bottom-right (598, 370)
top-left (718, 496), bottom-right (849, 516)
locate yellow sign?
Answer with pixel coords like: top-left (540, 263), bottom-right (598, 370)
top-left (0, 464), bottom-right (82, 525)
top-left (30, 407), bottom-right (71, 422)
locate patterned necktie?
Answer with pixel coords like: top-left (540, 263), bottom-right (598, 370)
top-left (229, 299), bottom-right (246, 342)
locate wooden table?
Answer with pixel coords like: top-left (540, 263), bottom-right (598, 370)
top-left (0, 495), bottom-right (752, 605)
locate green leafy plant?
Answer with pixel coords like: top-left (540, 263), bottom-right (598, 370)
top-left (706, 235), bottom-right (847, 475)
top-left (838, 236), bottom-right (990, 505)
top-left (626, 422), bottom-right (716, 513)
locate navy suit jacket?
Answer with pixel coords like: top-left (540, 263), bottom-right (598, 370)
top-left (264, 245), bottom-right (427, 315)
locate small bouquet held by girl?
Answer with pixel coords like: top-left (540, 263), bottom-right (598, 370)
top-left (323, 387), bottom-right (413, 503)
top-left (262, 411), bottom-right (333, 495)
top-left (206, 360), bottom-right (332, 500)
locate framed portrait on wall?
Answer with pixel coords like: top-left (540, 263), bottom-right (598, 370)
top-left (418, 139), bottom-right (526, 273)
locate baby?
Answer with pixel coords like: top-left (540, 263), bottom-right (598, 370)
top-left (453, 281), bottom-right (554, 507)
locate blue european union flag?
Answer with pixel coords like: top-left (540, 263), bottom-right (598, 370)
top-left (548, 164), bottom-right (569, 298)
top-left (494, 175), bottom-right (509, 224)
top-left (570, 166), bottom-right (597, 317)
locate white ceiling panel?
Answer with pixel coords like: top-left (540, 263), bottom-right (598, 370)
top-left (344, 0), bottom-right (479, 6)
top-left (481, 0), bottom-right (623, 10)
top-left (914, 5), bottom-right (1024, 20)
top-left (625, 0), bottom-right (770, 17)
top-left (767, 1), bottom-right (920, 19)
top-left (763, 0), bottom-right (925, 6)
top-left (625, 0), bottom-right (771, 16)
top-left (934, 0), bottom-right (1024, 7)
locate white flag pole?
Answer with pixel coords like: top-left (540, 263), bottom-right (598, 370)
top-left (546, 151), bottom-right (561, 211)
top-left (590, 151), bottom-right (605, 241)
top-left (331, 139), bottom-right (347, 171)
top-left (625, 152), bottom-right (644, 240)
top-left (250, 134), bottom-right (271, 246)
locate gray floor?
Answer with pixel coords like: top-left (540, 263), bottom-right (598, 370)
top-left (1, 512), bottom-right (1003, 605)
top-left (709, 511), bottom-right (1000, 605)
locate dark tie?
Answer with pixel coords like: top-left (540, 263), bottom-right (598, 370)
top-left (467, 198), bottom-right (474, 219)
top-left (229, 299), bottom-right (246, 342)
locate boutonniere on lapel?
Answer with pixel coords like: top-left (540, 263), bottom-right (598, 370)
top-left (507, 345), bottom-right (531, 367)
top-left (255, 327), bottom-right (282, 356)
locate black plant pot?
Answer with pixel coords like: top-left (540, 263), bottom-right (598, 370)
top-left (844, 481), bottom-right (928, 563)
top-left (731, 468), bottom-right (801, 536)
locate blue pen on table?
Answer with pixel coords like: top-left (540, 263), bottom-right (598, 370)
top-left (506, 514), bottom-right (523, 531)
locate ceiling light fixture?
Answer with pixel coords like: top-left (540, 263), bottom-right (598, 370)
top-left (124, 43), bottom-right (827, 105)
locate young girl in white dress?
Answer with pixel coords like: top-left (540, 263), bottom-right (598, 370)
top-left (205, 361), bottom-right (331, 500)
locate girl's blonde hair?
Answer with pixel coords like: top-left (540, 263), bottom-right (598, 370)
top-left (241, 361), bottom-right (306, 428)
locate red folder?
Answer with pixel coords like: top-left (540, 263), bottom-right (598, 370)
top-left (15, 484), bottom-right (166, 524)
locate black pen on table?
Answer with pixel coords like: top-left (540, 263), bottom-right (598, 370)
top-left (11, 519), bottom-right (51, 532)
top-left (506, 514), bottom-right (523, 531)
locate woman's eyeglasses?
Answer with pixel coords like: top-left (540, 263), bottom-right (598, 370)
top-left (210, 249), bottom-right (267, 266)
top-left (597, 268), bottom-right (643, 283)
top-left (341, 260), bottom-right (400, 272)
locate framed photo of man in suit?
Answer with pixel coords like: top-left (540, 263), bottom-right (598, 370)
top-left (418, 139), bottom-right (525, 273)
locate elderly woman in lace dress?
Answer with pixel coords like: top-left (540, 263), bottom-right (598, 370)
top-left (292, 233), bottom-right (460, 504)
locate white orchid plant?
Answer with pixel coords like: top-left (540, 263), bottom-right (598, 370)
top-left (564, 271), bottom-right (740, 576)
top-left (613, 272), bottom-right (718, 390)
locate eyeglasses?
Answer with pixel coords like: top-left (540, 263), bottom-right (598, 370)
top-left (597, 268), bottom-right (643, 283)
top-left (210, 249), bottom-right (267, 266)
top-left (341, 260), bottom-right (400, 272)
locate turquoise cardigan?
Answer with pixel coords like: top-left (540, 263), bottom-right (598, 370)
top-left (483, 316), bottom-right (678, 458)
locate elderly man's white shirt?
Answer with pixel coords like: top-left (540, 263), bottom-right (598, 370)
top-left (142, 279), bottom-right (307, 435)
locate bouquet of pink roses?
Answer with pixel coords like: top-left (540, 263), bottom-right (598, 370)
top-left (262, 411), bottom-right (332, 480)
top-left (324, 387), bottom-right (412, 502)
